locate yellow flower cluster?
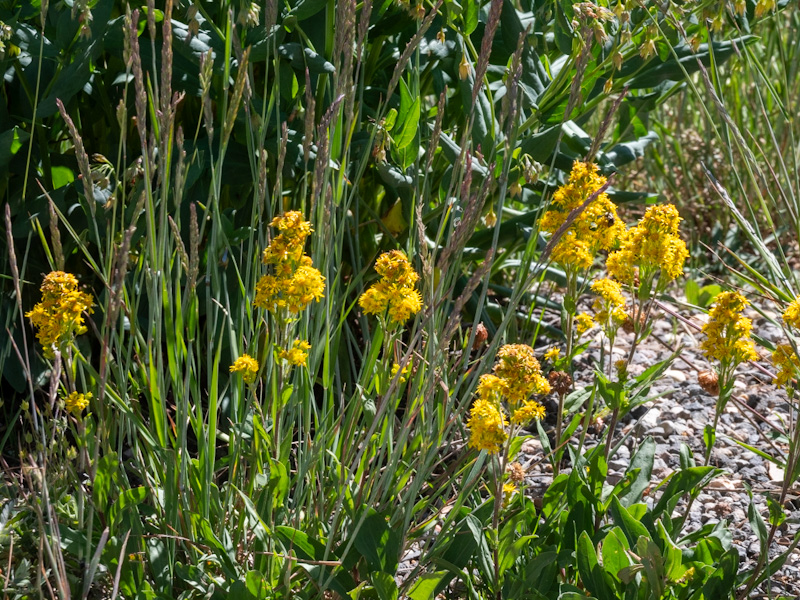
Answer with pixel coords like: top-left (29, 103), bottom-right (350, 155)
top-left (783, 297), bottom-right (800, 329)
top-left (544, 347), bottom-right (560, 362)
top-left (230, 354), bottom-right (259, 384)
top-left (390, 362), bottom-right (411, 384)
top-left (26, 271), bottom-right (93, 358)
top-left (700, 291), bottom-right (759, 365)
top-left (359, 250), bottom-right (423, 324)
top-left (606, 204), bottom-right (688, 286)
top-left (467, 344), bottom-right (550, 453)
top-left (575, 312), bottom-right (595, 335)
top-left (540, 161), bottom-right (625, 270)
top-left (772, 344), bottom-right (799, 388)
top-left (278, 339), bottom-right (311, 367)
top-left (65, 391), bottom-right (91, 416)
top-left (591, 278), bottom-right (627, 325)
top-left (255, 212), bottom-right (325, 314)
top-left (466, 398), bottom-right (508, 454)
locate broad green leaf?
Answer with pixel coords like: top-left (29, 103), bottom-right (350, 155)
top-left (609, 497), bottom-right (650, 547)
top-left (407, 571), bottom-right (449, 600)
top-left (601, 528), bottom-right (631, 582)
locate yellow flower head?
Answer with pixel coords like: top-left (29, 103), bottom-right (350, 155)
top-left (541, 161), bottom-right (626, 270)
top-left (255, 213), bottom-right (325, 315)
top-left (591, 278), bottom-right (627, 325)
top-left (773, 344), bottom-right (799, 388)
top-left (783, 297), bottom-right (800, 329)
top-left (230, 354), bottom-right (260, 384)
top-left (359, 250), bottom-right (422, 325)
top-left (26, 271), bottom-right (93, 358)
top-left (390, 362), bottom-right (411, 384)
top-left (606, 204), bottom-right (688, 286)
top-left (466, 397), bottom-right (508, 454)
top-left (494, 344), bottom-right (551, 403)
top-left (700, 291), bottom-right (759, 365)
top-left (510, 399), bottom-right (546, 425)
top-left (64, 391), bottom-right (92, 416)
top-left (544, 347), bottom-right (561, 362)
top-left (477, 374), bottom-right (508, 403)
top-left (278, 339), bottom-right (311, 367)
top-left (575, 313), bottom-right (595, 335)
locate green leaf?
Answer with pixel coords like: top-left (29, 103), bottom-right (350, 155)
top-left (353, 509), bottom-right (401, 573)
top-left (619, 437), bottom-right (655, 506)
top-left (407, 571), bottom-right (448, 600)
top-left (384, 108), bottom-right (398, 132)
top-left (93, 451), bottom-right (119, 513)
top-left (395, 95), bottom-right (420, 151)
top-left (577, 532), bottom-right (614, 600)
top-left (108, 486), bottom-right (147, 529)
top-left (653, 466), bottom-right (721, 518)
top-left (701, 548), bottom-right (739, 598)
top-left (464, 514), bottom-right (494, 583)
top-left (609, 496), bottom-right (650, 547)
top-left (245, 570), bottom-right (269, 600)
top-left (463, 0), bottom-right (478, 35)
top-left (371, 571), bottom-right (398, 600)
top-left (0, 127), bottom-right (30, 168)
top-left (601, 528), bottom-right (631, 582)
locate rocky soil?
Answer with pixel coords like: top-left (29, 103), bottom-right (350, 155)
top-left (520, 302), bottom-right (800, 598)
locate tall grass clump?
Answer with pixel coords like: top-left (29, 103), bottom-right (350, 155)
top-left (0, 0), bottom-right (792, 598)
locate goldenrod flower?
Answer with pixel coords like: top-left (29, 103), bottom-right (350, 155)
top-left (772, 344), bottom-right (799, 388)
top-left (575, 313), bottom-right (595, 335)
top-left (510, 399), bottom-right (546, 425)
top-left (502, 482), bottom-right (517, 505)
top-left (359, 250), bottom-right (422, 325)
top-left (606, 204), bottom-right (688, 287)
top-left (390, 362), bottom-right (411, 384)
top-left (477, 374), bottom-right (508, 403)
top-left (26, 271), bottom-right (93, 358)
top-left (64, 391), bottom-right (91, 416)
top-left (466, 398), bottom-right (508, 454)
top-left (494, 344), bottom-right (551, 402)
top-left (591, 278), bottom-right (627, 325)
top-left (541, 161), bottom-right (625, 270)
top-left (544, 347), bottom-right (561, 362)
top-left (783, 297), bottom-right (800, 329)
top-left (278, 340), bottom-right (311, 367)
top-left (230, 354), bottom-right (259, 384)
top-left (700, 292), bottom-right (759, 365)
top-left (255, 212), bottom-right (325, 315)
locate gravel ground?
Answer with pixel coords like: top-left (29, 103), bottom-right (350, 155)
top-left (519, 304), bottom-right (800, 598)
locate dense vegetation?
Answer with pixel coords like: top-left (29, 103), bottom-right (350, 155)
top-left (2, 0), bottom-right (799, 598)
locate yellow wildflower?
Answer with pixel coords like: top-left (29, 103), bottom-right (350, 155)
top-left (772, 344), bottom-right (799, 388)
top-left (26, 271), bottom-right (93, 357)
top-left (230, 354), bottom-right (260, 384)
top-left (544, 347), bottom-right (561, 362)
top-left (783, 297), bottom-right (800, 329)
top-left (494, 344), bottom-right (551, 403)
top-left (591, 278), bottom-right (627, 325)
top-left (390, 362), bottom-right (411, 384)
top-left (700, 292), bottom-right (759, 364)
top-left (502, 482), bottom-right (517, 505)
top-left (255, 212), bottom-right (325, 315)
top-left (606, 204), bottom-right (688, 287)
top-left (278, 339), bottom-right (311, 367)
top-left (359, 250), bottom-right (422, 325)
top-left (64, 391), bottom-right (91, 416)
top-left (541, 161), bottom-right (626, 270)
top-left (510, 399), bottom-right (546, 425)
top-left (466, 398), bottom-right (508, 454)
top-left (477, 374), bottom-right (508, 403)
top-left (575, 313), bottom-right (595, 335)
